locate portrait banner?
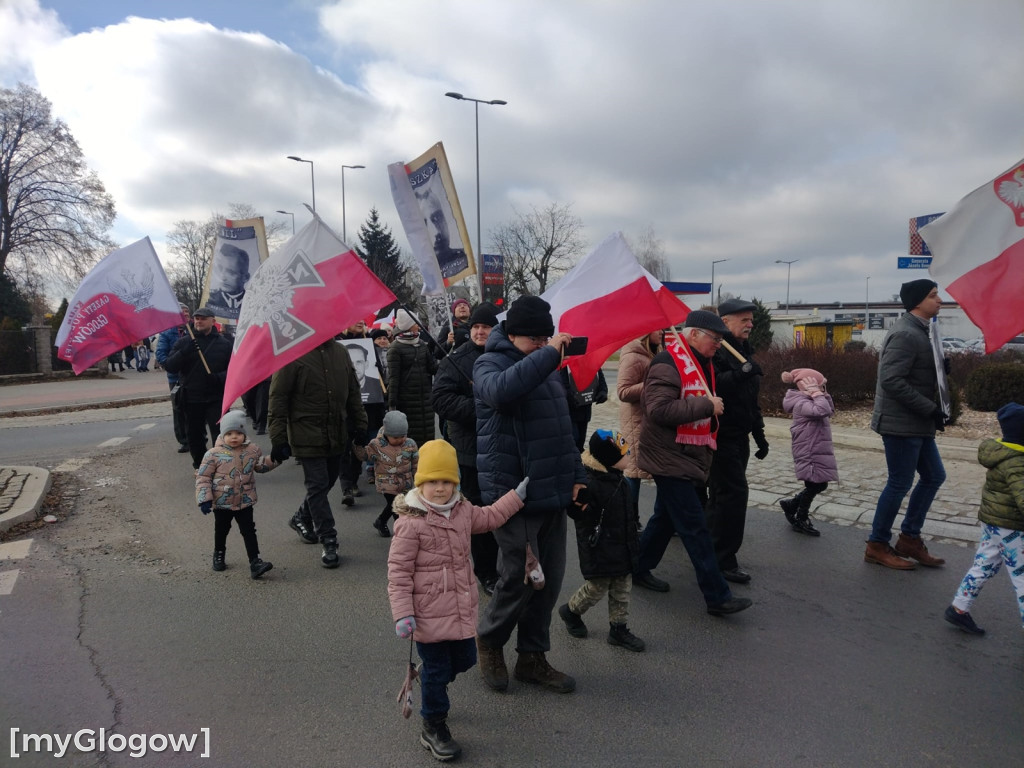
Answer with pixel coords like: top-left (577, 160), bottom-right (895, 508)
top-left (202, 217), bottom-right (270, 321)
top-left (388, 142), bottom-right (476, 297)
top-left (340, 337), bottom-right (384, 405)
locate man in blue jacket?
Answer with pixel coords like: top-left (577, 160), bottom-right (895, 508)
top-left (474, 295), bottom-right (586, 694)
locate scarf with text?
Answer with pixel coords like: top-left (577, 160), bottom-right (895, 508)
top-left (664, 335), bottom-right (718, 449)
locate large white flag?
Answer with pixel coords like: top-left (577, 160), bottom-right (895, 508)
top-left (55, 238), bottom-right (183, 374)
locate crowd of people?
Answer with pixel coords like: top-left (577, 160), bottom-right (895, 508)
top-left (160, 283), bottom-right (1023, 762)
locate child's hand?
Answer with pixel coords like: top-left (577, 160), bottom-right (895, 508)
top-left (515, 477), bottom-right (530, 501)
top-left (199, 501), bottom-right (213, 515)
top-left (395, 616), bottom-right (416, 638)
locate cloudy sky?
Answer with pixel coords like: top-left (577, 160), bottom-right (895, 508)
top-left (3, 0), bottom-right (1023, 306)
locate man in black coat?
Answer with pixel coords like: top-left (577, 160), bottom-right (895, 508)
top-left (163, 306), bottom-right (233, 469)
top-left (431, 302), bottom-right (500, 593)
top-left (706, 298), bottom-right (768, 585)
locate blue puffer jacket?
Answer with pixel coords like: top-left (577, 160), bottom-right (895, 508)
top-left (474, 324), bottom-right (586, 515)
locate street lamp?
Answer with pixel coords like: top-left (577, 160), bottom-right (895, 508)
top-left (341, 164), bottom-right (365, 243)
top-left (775, 259), bottom-right (799, 313)
top-left (444, 91), bottom-right (507, 295)
top-left (286, 156), bottom-right (315, 213)
top-left (276, 210), bottom-right (295, 235)
top-left (865, 276), bottom-right (870, 329)
top-left (711, 259), bottom-right (729, 304)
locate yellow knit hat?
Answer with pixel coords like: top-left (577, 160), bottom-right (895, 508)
top-left (414, 440), bottom-right (461, 486)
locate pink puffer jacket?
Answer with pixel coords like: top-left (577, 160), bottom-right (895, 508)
top-left (387, 487), bottom-right (523, 643)
top-left (783, 389), bottom-right (839, 483)
top-left (617, 337), bottom-right (657, 479)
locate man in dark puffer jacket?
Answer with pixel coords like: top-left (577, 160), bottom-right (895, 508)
top-left (473, 296), bottom-right (587, 695)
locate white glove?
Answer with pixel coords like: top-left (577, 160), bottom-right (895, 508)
top-left (515, 477), bottom-right (530, 501)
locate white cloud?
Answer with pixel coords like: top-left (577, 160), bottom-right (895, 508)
top-left (5, 0), bottom-right (1024, 306)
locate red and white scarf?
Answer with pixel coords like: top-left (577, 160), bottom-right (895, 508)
top-left (664, 336), bottom-right (718, 449)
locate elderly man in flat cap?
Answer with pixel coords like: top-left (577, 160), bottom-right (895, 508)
top-left (632, 310), bottom-right (752, 617)
top-left (705, 298), bottom-right (768, 585)
top-left (864, 279), bottom-right (947, 570)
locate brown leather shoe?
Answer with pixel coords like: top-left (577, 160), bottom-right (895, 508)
top-left (864, 541), bottom-right (916, 570)
top-left (513, 652), bottom-right (576, 693)
top-left (476, 637), bottom-right (508, 691)
top-left (894, 533), bottom-right (945, 567)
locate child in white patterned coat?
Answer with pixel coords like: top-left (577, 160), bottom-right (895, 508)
top-left (365, 410), bottom-right (419, 537)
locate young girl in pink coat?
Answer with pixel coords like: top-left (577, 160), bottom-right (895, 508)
top-left (778, 368), bottom-right (838, 536)
top-left (387, 440), bottom-right (528, 761)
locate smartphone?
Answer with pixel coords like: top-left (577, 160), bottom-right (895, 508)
top-left (564, 336), bottom-right (589, 356)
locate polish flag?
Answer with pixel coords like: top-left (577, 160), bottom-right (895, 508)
top-left (921, 156), bottom-right (1024, 352)
top-left (55, 238), bottom-right (184, 375)
top-left (540, 232), bottom-right (691, 388)
top-left (221, 213), bottom-right (397, 415)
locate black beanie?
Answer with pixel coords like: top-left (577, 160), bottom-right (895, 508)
top-left (900, 279), bottom-right (937, 311)
top-left (589, 429), bottom-right (629, 470)
top-left (505, 295), bottom-right (554, 337)
top-left (469, 302), bottom-right (500, 328)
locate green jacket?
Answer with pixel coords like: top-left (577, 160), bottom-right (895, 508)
top-left (268, 341), bottom-right (367, 458)
top-left (977, 438), bottom-right (1024, 531)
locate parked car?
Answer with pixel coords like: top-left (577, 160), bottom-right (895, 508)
top-left (1002, 336), bottom-right (1024, 353)
top-left (942, 339), bottom-right (967, 354)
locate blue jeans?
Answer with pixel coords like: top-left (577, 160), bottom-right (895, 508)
top-left (869, 435), bottom-right (946, 544)
top-left (416, 638), bottom-right (477, 721)
top-left (637, 475), bottom-right (731, 606)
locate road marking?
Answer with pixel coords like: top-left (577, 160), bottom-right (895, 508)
top-left (0, 540), bottom-right (33, 561)
top-left (0, 570), bottom-right (20, 596)
top-left (55, 458), bottom-right (91, 472)
top-left (97, 437), bottom-right (131, 447)
top-left (134, 423), bottom-right (156, 431)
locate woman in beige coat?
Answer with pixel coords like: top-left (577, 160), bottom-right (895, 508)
top-left (617, 330), bottom-right (663, 504)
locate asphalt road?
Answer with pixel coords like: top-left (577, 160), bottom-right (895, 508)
top-left (1, 415), bottom-right (1022, 767)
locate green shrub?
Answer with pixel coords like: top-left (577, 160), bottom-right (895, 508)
top-left (964, 362), bottom-right (1024, 411)
top-left (758, 345), bottom-right (878, 414)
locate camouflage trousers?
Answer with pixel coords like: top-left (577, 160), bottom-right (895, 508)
top-left (567, 574), bottom-right (632, 625)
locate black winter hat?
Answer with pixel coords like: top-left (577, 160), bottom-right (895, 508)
top-left (589, 429), bottom-right (629, 470)
top-left (505, 295), bottom-right (554, 337)
top-left (683, 309), bottom-right (728, 335)
top-left (900, 279), bottom-right (937, 311)
top-left (718, 298), bottom-right (756, 316)
top-left (997, 402), bottom-right (1024, 444)
top-left (469, 302), bottom-right (500, 328)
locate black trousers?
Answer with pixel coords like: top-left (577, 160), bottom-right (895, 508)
top-left (296, 454), bottom-right (342, 540)
top-left (462, 465), bottom-right (499, 583)
top-left (167, 379), bottom-right (188, 446)
top-left (185, 400), bottom-right (222, 469)
top-left (213, 506), bottom-right (260, 561)
top-left (705, 437), bottom-right (751, 572)
top-left (241, 378), bottom-right (270, 431)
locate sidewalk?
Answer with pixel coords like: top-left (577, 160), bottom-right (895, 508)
top-left (0, 370), bottom-right (987, 544)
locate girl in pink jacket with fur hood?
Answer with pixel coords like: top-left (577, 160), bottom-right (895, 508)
top-left (778, 368), bottom-right (838, 537)
top-left (387, 440), bottom-right (527, 761)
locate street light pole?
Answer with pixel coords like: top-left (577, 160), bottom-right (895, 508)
top-left (711, 259), bottom-right (729, 304)
top-left (341, 164), bottom-right (365, 244)
top-left (275, 210), bottom-right (295, 235)
top-left (286, 156), bottom-right (315, 213)
top-left (865, 276), bottom-right (870, 329)
top-left (775, 259), bottom-right (799, 313)
top-left (445, 91), bottom-right (507, 297)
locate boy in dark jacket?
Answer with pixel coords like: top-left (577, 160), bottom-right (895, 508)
top-left (559, 429), bottom-right (644, 652)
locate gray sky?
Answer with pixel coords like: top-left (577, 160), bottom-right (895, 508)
top-left (3, 0), bottom-right (1023, 305)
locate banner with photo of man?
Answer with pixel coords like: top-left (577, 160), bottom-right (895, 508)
top-left (388, 142), bottom-right (476, 296)
top-left (339, 337), bottom-right (384, 405)
top-left (202, 217), bottom-right (270, 321)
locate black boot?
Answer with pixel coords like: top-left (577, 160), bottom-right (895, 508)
top-left (321, 537), bottom-right (340, 568)
top-left (558, 603), bottom-right (588, 638)
top-left (249, 558), bottom-right (273, 579)
top-left (372, 510), bottom-right (392, 538)
top-left (212, 550), bottom-right (226, 571)
top-left (792, 495), bottom-right (821, 537)
top-left (420, 718), bottom-right (461, 761)
top-left (288, 513), bottom-right (317, 544)
top-left (608, 623), bottom-right (646, 652)
top-left (779, 496), bottom-right (799, 525)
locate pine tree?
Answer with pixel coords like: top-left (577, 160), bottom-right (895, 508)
top-left (749, 297), bottom-right (774, 352)
top-left (355, 208), bottom-right (417, 308)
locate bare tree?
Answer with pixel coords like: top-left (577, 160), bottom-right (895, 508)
top-left (490, 202), bottom-right (585, 297)
top-left (627, 224), bottom-right (670, 281)
top-left (0, 83), bottom-right (117, 285)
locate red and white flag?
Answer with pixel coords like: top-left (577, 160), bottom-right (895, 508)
top-left (55, 238), bottom-right (184, 375)
top-left (540, 232), bottom-right (691, 388)
top-left (221, 213), bottom-right (397, 414)
top-left (921, 156), bottom-right (1024, 352)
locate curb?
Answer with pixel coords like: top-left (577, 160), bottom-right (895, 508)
top-left (0, 466), bottom-right (53, 534)
top-left (0, 395), bottom-right (169, 419)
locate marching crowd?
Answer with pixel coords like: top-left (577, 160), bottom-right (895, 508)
top-left (158, 279), bottom-right (1024, 762)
